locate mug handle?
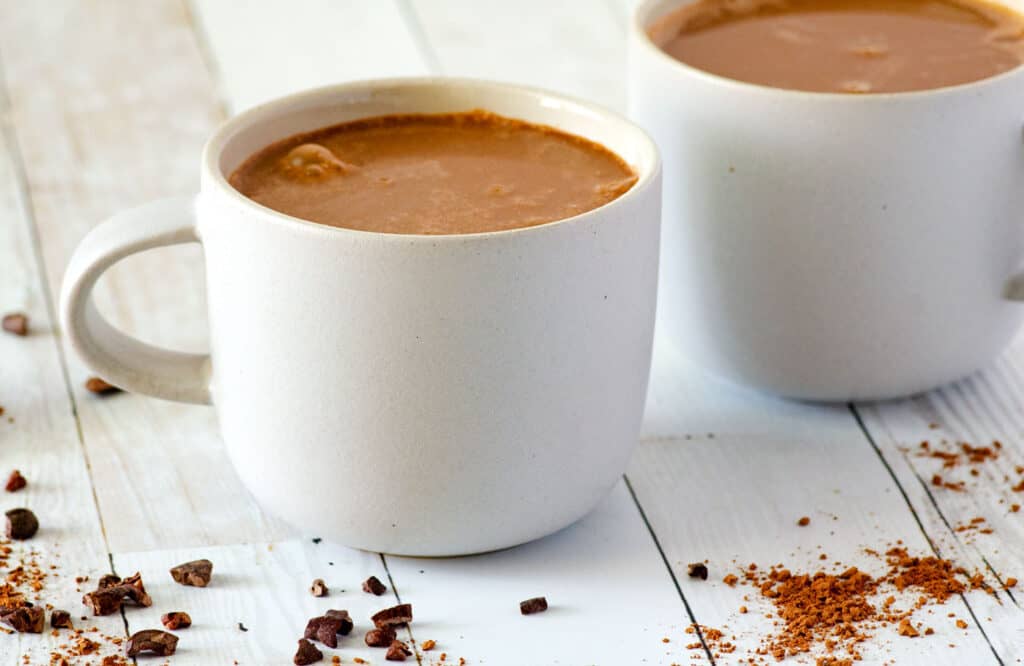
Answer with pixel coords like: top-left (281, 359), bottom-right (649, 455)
top-left (59, 195), bottom-right (212, 405)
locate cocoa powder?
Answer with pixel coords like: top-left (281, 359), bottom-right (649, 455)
top-left (685, 546), bottom-right (999, 664)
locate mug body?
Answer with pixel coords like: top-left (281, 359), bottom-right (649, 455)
top-left (631, 0), bottom-right (1024, 401)
top-left (198, 79), bottom-right (661, 555)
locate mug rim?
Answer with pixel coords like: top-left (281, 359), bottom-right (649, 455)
top-left (202, 77), bottom-right (661, 241)
top-left (633, 0), bottom-right (1024, 100)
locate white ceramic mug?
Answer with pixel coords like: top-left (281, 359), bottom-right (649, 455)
top-left (631, 0), bottom-right (1024, 401)
top-left (60, 78), bottom-right (661, 556)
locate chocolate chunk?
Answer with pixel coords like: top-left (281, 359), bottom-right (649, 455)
top-left (371, 603), bottom-right (412, 628)
top-left (303, 615), bottom-right (345, 648)
top-left (294, 638), bottom-right (323, 665)
top-left (325, 609), bottom-right (353, 635)
top-left (519, 597), bottom-right (548, 615)
top-left (5, 470), bottom-right (26, 493)
top-left (50, 609), bottom-right (73, 629)
top-left (170, 558), bottom-right (213, 587)
top-left (315, 618), bottom-right (344, 648)
top-left (161, 611), bottom-right (192, 630)
top-left (81, 573), bottom-right (148, 616)
top-left (125, 629), bottom-right (178, 657)
top-left (120, 572), bottom-right (152, 606)
top-left (97, 573), bottom-right (122, 588)
top-left (0, 606), bottom-right (44, 633)
top-left (310, 578), bottom-right (328, 597)
top-left (82, 587), bottom-right (126, 616)
top-left (5, 508), bottom-right (38, 540)
top-left (365, 626), bottom-right (397, 647)
top-left (687, 562), bottom-right (709, 580)
top-left (362, 575), bottom-right (387, 596)
top-left (386, 639), bottom-right (412, 661)
top-left (2, 313), bottom-right (28, 336)
top-left (84, 377), bottom-right (121, 395)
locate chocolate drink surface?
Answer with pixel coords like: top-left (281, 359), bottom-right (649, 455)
top-left (650, 0), bottom-right (1024, 93)
top-left (228, 111), bottom-right (638, 235)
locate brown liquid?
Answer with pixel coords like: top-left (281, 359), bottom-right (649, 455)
top-left (651, 0), bottom-right (1024, 93)
top-left (228, 111), bottom-right (638, 235)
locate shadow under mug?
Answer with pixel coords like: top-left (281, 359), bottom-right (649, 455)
top-left (631, 0), bottom-right (1024, 402)
top-left (59, 78), bottom-right (662, 556)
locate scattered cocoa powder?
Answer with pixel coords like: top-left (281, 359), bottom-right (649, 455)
top-left (816, 658), bottom-right (853, 666)
top-left (885, 548), bottom-right (966, 603)
top-left (696, 545), bottom-right (998, 664)
top-left (685, 624), bottom-right (736, 657)
top-left (910, 438), bottom-right (1024, 504)
top-left (897, 618), bottom-right (919, 637)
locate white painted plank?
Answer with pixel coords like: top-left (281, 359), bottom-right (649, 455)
top-left (858, 338), bottom-right (1024, 660)
top-left (111, 489), bottom-right (690, 665)
top-left (0, 65), bottom-right (120, 663)
top-left (375, 482), bottom-right (689, 666)
top-left (0, 0), bottom-right (291, 552)
top-left (113, 540), bottom-right (396, 665)
top-left (628, 341), bottom-right (1005, 664)
top-left (189, 0), bottom-right (429, 113)
top-left (408, 0), bottom-right (628, 111)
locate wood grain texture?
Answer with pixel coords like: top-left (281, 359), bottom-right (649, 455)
top-left (407, 0), bottom-right (628, 111)
top-left (109, 485), bottom-right (689, 665)
top-left (0, 55), bottom-right (121, 663)
top-left (858, 345), bottom-right (1024, 662)
top-left (386, 482), bottom-right (691, 666)
top-left (189, 0), bottom-right (429, 113)
top-left (629, 342), bottom-right (1006, 664)
top-left (113, 540), bottom-right (395, 665)
top-left (0, 0), bottom-right (295, 553)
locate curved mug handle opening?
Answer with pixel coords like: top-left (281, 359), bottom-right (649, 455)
top-left (59, 195), bottom-right (211, 405)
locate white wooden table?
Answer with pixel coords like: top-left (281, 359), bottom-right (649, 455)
top-left (1, 1), bottom-right (1023, 664)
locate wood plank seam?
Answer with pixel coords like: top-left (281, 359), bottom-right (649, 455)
top-left (908, 471), bottom-right (1021, 611)
top-left (849, 404), bottom-right (1006, 665)
top-left (378, 553), bottom-right (423, 666)
top-left (396, 0), bottom-right (444, 75)
top-left (182, 0), bottom-right (232, 118)
top-left (108, 553), bottom-right (133, 645)
top-left (624, 476), bottom-right (716, 665)
top-left (0, 49), bottom-right (120, 572)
